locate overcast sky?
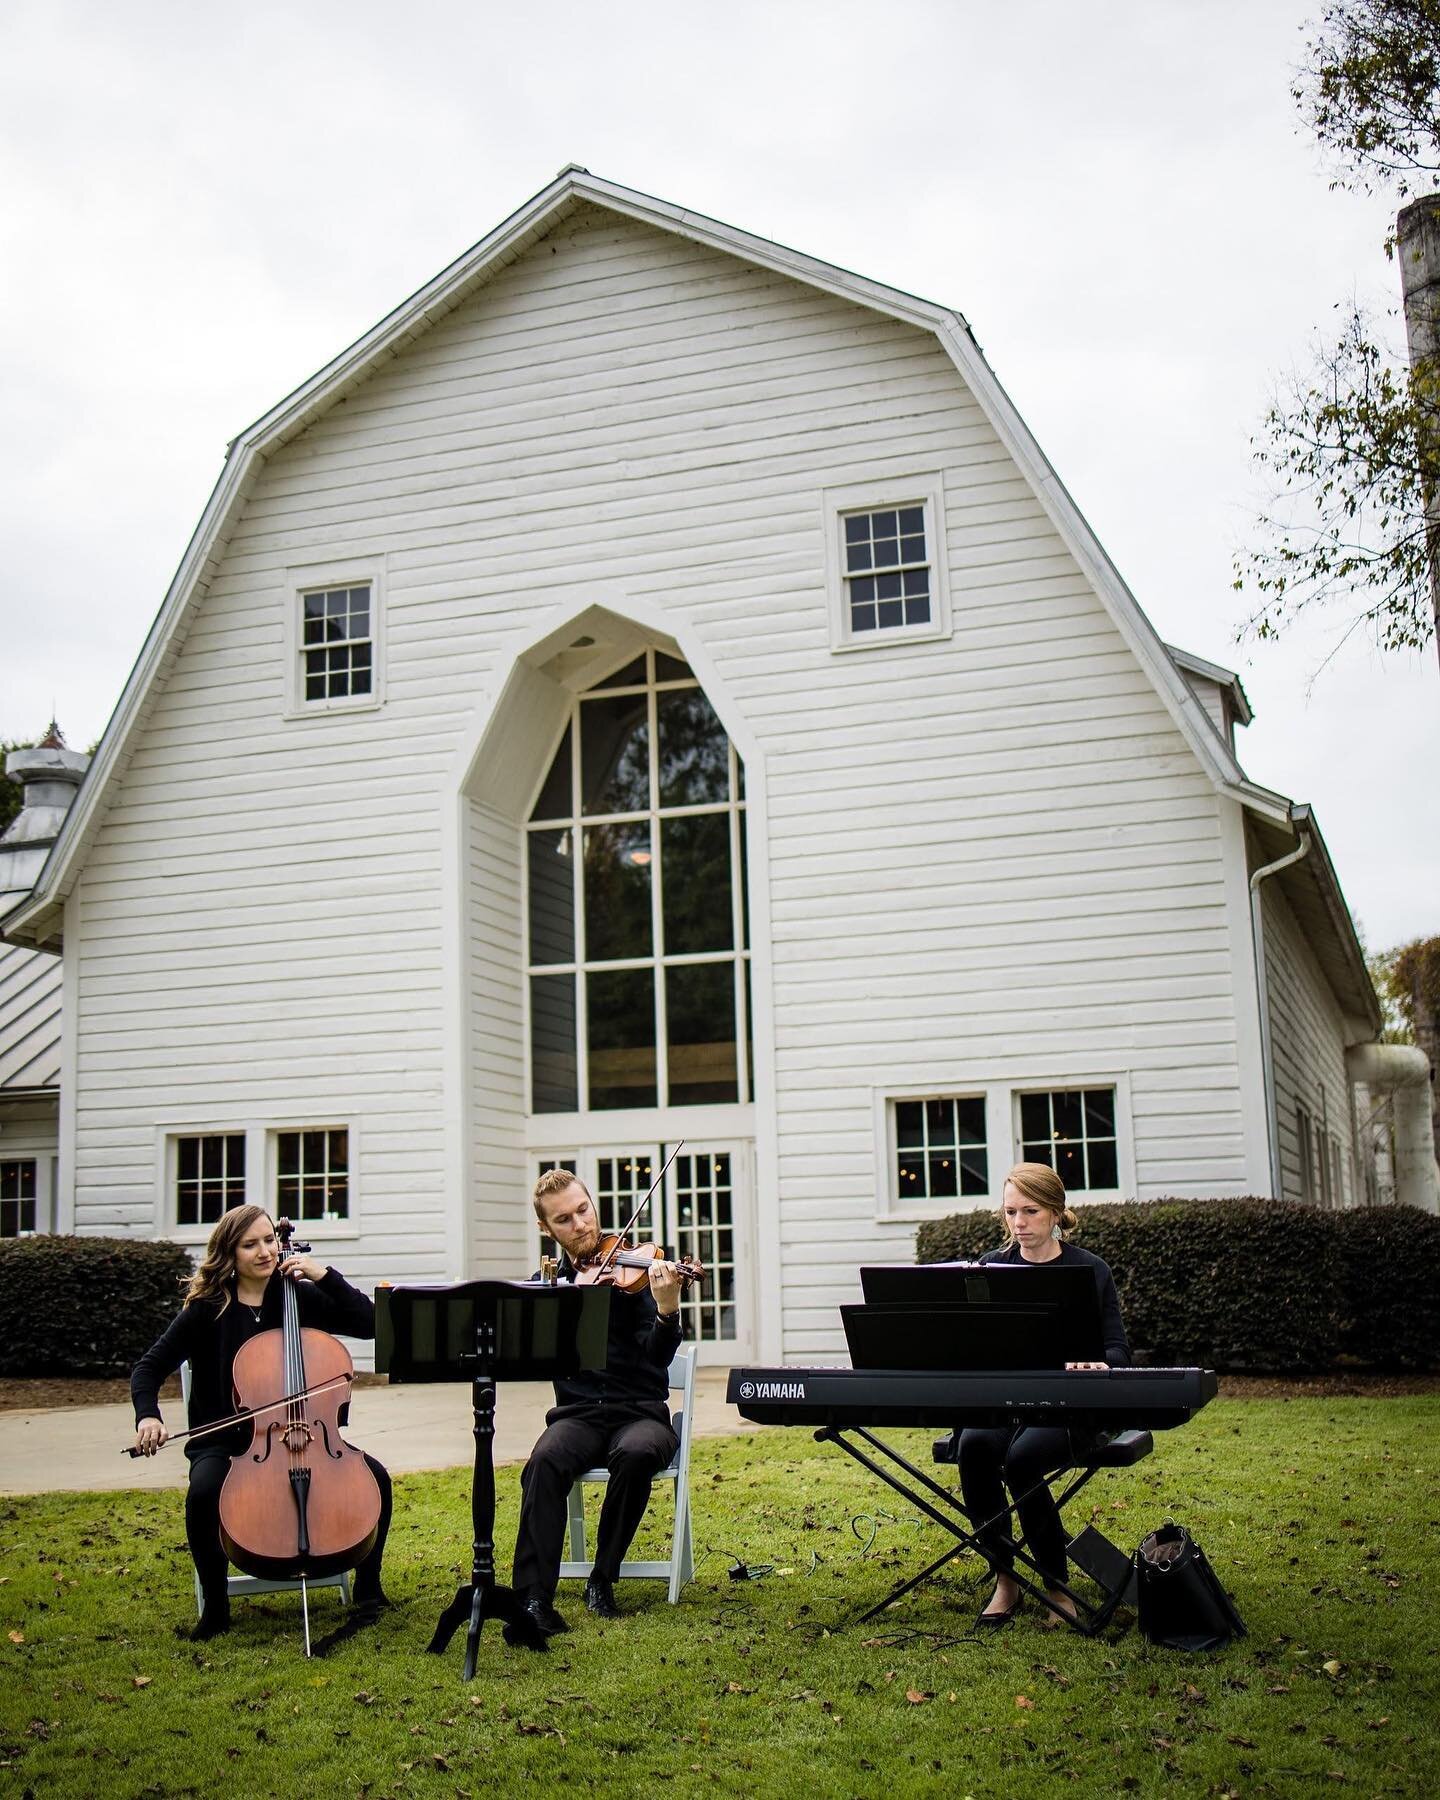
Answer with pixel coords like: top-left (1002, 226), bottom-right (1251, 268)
top-left (1, 0), bottom-right (1435, 948)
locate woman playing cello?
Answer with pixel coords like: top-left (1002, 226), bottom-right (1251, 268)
top-left (130, 1205), bottom-right (392, 1642)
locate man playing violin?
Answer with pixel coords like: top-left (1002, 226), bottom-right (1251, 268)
top-left (507, 1169), bottom-right (685, 1639)
top-left (130, 1205), bottom-right (393, 1645)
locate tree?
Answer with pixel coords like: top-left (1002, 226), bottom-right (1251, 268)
top-left (1236, 0), bottom-right (1440, 666)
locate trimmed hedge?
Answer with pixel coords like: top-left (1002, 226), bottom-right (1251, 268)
top-left (1330, 1205), bottom-right (1440, 1370)
top-left (915, 1198), bottom-right (1440, 1374)
top-left (0, 1235), bottom-right (192, 1377)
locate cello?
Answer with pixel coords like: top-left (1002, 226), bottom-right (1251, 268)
top-left (216, 1219), bottom-right (382, 1654)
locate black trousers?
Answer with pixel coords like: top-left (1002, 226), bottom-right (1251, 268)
top-left (957, 1425), bottom-right (1077, 1587)
top-left (186, 1449), bottom-right (393, 1608)
top-left (512, 1403), bottom-right (678, 1599)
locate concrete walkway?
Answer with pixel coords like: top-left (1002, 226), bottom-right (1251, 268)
top-left (0, 1370), bottom-right (751, 1495)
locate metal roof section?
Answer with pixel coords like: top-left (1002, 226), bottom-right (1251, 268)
top-left (0, 169), bottom-right (1299, 946)
top-left (0, 942), bottom-right (62, 1092)
top-left (1165, 645), bottom-right (1254, 728)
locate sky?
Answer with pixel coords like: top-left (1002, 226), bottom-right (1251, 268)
top-left (1, 0), bottom-right (1435, 949)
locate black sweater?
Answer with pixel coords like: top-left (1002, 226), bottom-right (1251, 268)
top-left (980, 1240), bottom-right (1131, 1366)
top-left (540, 1257), bottom-right (684, 1415)
top-left (130, 1267), bottom-right (375, 1458)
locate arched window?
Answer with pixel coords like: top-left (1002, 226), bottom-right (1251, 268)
top-left (527, 650), bottom-right (751, 1113)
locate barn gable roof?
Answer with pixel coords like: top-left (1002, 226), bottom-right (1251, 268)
top-left (3, 165), bottom-right (1301, 954)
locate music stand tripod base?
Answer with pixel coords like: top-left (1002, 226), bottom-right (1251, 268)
top-left (426, 1372), bottom-right (548, 1674)
top-left (374, 1276), bottom-right (611, 1680)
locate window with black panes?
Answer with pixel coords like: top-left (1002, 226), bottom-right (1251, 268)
top-left (526, 650), bottom-right (751, 1114)
top-left (1018, 1088), bottom-right (1119, 1190)
top-left (302, 585), bottom-right (373, 702)
top-left (842, 505), bottom-right (931, 634)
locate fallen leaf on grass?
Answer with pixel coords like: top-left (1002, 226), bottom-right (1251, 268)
top-left (132, 1676), bottom-right (152, 1689)
top-left (1322, 1660), bottom-right (1342, 1678)
top-left (904, 1690), bottom-right (931, 1705)
top-left (1227, 1735), bottom-right (1257, 1749)
top-left (1366, 1717), bottom-right (1391, 1729)
top-left (7, 1632), bottom-right (23, 1645)
top-left (1014, 1695), bottom-right (1035, 1711)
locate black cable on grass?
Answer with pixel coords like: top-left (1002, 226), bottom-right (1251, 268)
top-left (850, 1510), bottom-right (929, 1556)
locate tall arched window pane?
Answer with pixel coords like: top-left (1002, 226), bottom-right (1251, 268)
top-left (527, 649), bottom-right (750, 1114)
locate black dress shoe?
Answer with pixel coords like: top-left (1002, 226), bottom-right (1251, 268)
top-left (519, 1593), bottom-right (570, 1636)
top-left (584, 1573), bottom-right (621, 1618)
top-left (975, 1591), bottom-right (1022, 1629)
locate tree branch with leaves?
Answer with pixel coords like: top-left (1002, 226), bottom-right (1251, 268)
top-left (1237, 0), bottom-right (1440, 665)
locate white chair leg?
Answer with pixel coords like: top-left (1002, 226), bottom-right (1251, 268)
top-left (566, 1482), bottom-right (588, 1564)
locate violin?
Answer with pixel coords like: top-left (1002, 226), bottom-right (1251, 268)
top-left (573, 1232), bottom-right (706, 1294)
top-left (216, 1221), bottom-right (381, 1641)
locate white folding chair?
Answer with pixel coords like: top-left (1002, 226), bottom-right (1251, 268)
top-left (559, 1344), bottom-right (697, 1603)
top-left (180, 1362), bottom-right (351, 1615)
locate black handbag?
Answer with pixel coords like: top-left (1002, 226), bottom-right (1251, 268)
top-left (1135, 1521), bottom-right (1246, 1651)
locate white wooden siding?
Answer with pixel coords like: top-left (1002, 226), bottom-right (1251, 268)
top-left (1176, 669), bottom-right (1228, 742)
top-left (0, 1093), bottom-right (59, 1159)
top-left (467, 800), bottom-right (527, 1270)
top-left (0, 943), bottom-right (62, 1091)
top-left (68, 203), bottom-right (1258, 1354)
top-left (1261, 878), bottom-right (1356, 1207)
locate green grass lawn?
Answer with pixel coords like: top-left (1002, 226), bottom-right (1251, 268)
top-left (2, 1397), bottom-right (1436, 1798)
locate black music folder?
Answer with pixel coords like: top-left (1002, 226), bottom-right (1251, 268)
top-left (847, 1262), bottom-right (1104, 1370)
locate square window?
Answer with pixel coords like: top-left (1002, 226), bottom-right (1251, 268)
top-left (290, 568), bottom-right (382, 713)
top-left (0, 1159), bottom-right (38, 1236)
top-left (1017, 1087), bottom-right (1119, 1193)
top-left (276, 1128), bottom-right (350, 1220)
top-left (831, 487), bottom-right (947, 649)
top-left (892, 1096), bottom-right (988, 1206)
top-left (175, 1134), bottom-right (245, 1228)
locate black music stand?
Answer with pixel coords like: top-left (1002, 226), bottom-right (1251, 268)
top-left (376, 1279), bottom-right (611, 1679)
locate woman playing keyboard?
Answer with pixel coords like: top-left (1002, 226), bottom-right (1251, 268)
top-left (958, 1161), bottom-right (1129, 1628)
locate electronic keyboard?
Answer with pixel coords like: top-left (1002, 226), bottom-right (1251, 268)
top-left (726, 1364), bottom-right (1216, 1431)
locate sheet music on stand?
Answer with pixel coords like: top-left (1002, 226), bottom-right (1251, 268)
top-left (376, 1278), bottom-right (611, 1679)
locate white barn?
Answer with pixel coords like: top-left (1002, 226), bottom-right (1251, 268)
top-left (0, 169), bottom-right (1398, 1363)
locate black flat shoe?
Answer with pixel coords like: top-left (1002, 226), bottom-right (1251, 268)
top-left (584, 1573), bottom-right (621, 1619)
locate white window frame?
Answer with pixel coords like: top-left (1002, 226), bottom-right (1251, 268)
top-left (823, 472), bottom-right (951, 653)
top-left (155, 1122), bottom-right (360, 1244)
top-left (171, 1129), bottom-right (249, 1232)
top-left (521, 648), bottom-right (752, 1120)
top-left (874, 1074), bottom-right (1134, 1221)
top-left (268, 1121), bottom-right (361, 1237)
top-left (1012, 1081), bottom-right (1130, 1200)
top-left (284, 556), bottom-right (386, 718)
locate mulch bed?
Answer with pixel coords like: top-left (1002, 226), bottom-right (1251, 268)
top-left (1, 1371), bottom-right (1435, 1412)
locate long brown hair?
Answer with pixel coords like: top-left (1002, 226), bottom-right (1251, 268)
top-left (183, 1205), bottom-right (273, 1313)
top-left (1000, 1162), bottom-right (1078, 1240)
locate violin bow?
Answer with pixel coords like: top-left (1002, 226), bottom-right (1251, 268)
top-left (122, 1372), bottom-right (354, 1457)
top-left (590, 1140), bottom-right (686, 1278)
